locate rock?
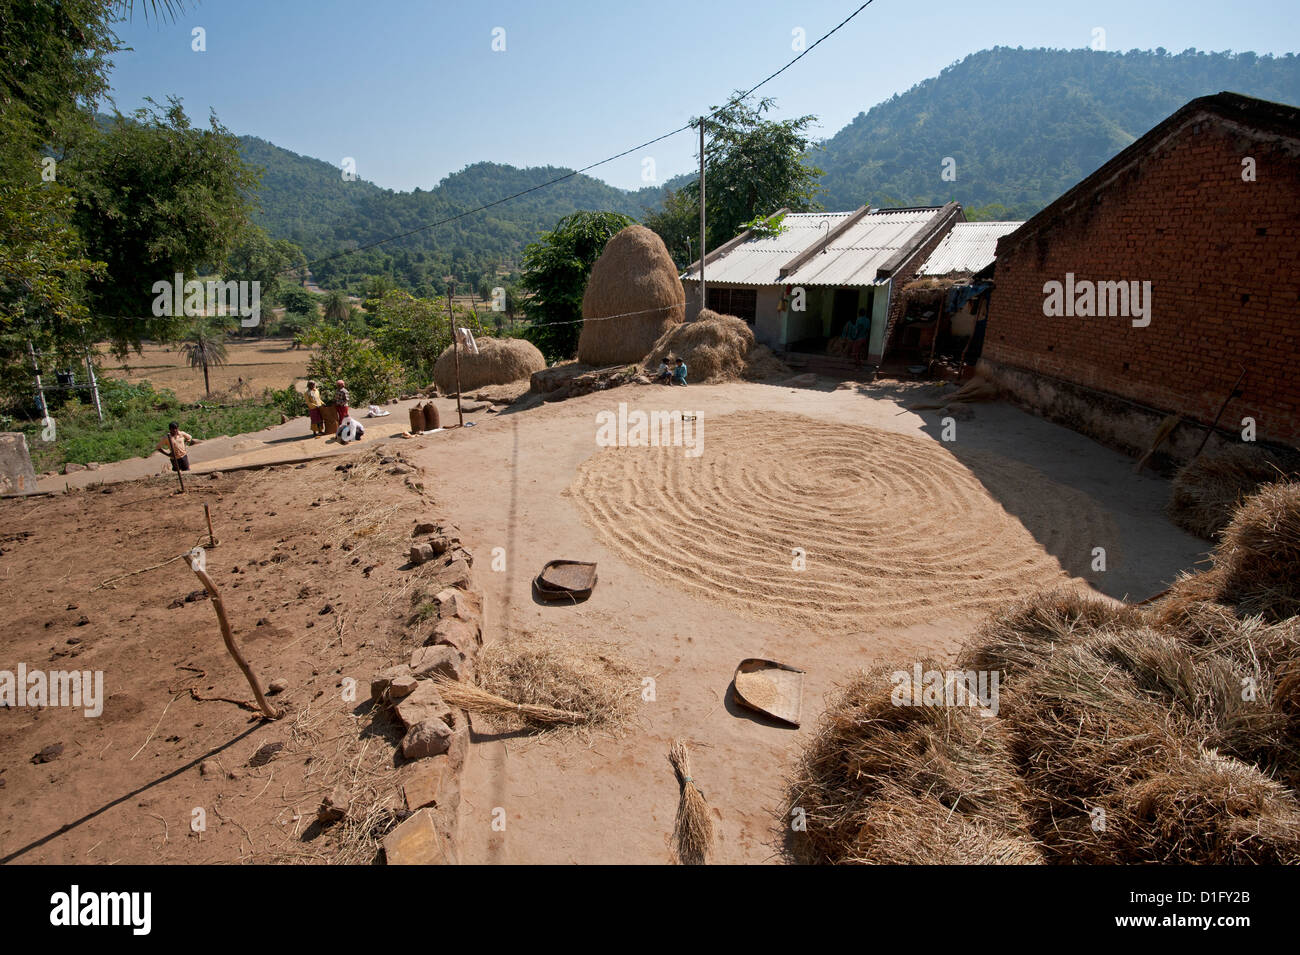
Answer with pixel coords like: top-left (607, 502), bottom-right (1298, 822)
top-left (248, 742), bottom-right (284, 767)
top-left (409, 542), bottom-right (434, 565)
top-left (184, 590), bottom-right (208, 603)
top-left (370, 664), bottom-right (414, 702)
top-left (319, 603), bottom-right (335, 615)
top-left (209, 471), bottom-right (222, 480)
top-left (447, 722), bottom-right (471, 773)
top-left (63, 462), bottom-right (86, 474)
top-left (268, 678), bottom-right (289, 695)
top-left (200, 759), bottom-right (220, 777)
top-left (382, 807), bottom-right (454, 865)
top-left (66, 603), bottom-right (79, 611)
top-left (449, 546), bottom-right (474, 567)
top-left (401, 718), bottom-right (453, 759)
top-left (429, 617), bottom-right (480, 656)
top-left (387, 674), bottom-right (418, 699)
top-left (409, 645), bottom-right (463, 681)
top-left (394, 682), bottom-right (453, 730)
top-left (85, 462), bottom-right (100, 471)
top-left (427, 535), bottom-right (454, 556)
top-left (167, 598), bottom-right (185, 610)
top-left (317, 785), bottom-right (351, 824)
top-left (31, 743), bottom-right (64, 764)
top-left (434, 558), bottom-right (471, 589)
top-left (75, 615), bottom-right (89, 627)
top-left (435, 587), bottom-right (480, 621)
top-left (388, 465), bottom-right (414, 475)
top-left (412, 518), bottom-right (439, 536)
top-left (403, 761), bottom-right (447, 810)
top-left (256, 617), bottom-right (271, 627)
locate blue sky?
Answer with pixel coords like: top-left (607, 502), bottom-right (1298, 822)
top-left (106, 0), bottom-right (1299, 193)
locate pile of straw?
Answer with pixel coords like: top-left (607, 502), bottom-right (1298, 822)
top-left (784, 663), bottom-right (1039, 865)
top-left (468, 631), bottom-right (638, 735)
top-left (432, 335), bottom-right (546, 394)
top-left (668, 739), bottom-right (715, 865)
top-left (1168, 446), bottom-right (1298, 540)
top-left (579, 225), bottom-right (684, 366)
top-left (643, 309), bottom-right (790, 383)
top-left (789, 478), bottom-right (1300, 864)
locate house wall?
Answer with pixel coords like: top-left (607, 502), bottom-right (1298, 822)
top-left (983, 112), bottom-right (1300, 454)
top-left (876, 217), bottom-right (960, 362)
top-left (754, 287), bottom-right (784, 346)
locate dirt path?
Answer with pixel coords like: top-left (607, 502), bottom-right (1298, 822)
top-left (399, 380), bottom-right (1208, 864)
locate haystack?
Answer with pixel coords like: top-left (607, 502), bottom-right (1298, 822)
top-left (784, 663), bottom-right (1036, 865)
top-left (642, 308), bottom-right (789, 383)
top-left (578, 225), bottom-right (684, 365)
top-left (432, 336), bottom-right (546, 394)
top-left (1168, 445), bottom-right (1298, 540)
top-left (1211, 481), bottom-right (1300, 621)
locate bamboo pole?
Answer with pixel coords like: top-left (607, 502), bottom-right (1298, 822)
top-left (189, 560), bottom-right (281, 720)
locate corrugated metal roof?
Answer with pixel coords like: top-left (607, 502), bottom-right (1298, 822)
top-left (917, 221), bottom-right (1022, 276)
top-left (682, 208), bottom-right (941, 288)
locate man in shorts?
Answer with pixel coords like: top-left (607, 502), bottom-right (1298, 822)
top-left (157, 422), bottom-right (195, 471)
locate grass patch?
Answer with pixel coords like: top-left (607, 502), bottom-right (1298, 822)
top-left (16, 378), bottom-right (282, 471)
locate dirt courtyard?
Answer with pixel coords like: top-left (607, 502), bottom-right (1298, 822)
top-left (399, 379), bottom-right (1208, 864)
top-left (0, 378), bottom-right (1210, 864)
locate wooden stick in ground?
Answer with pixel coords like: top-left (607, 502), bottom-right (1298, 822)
top-left (203, 503), bottom-right (216, 547)
top-left (668, 738), bottom-right (715, 865)
top-left (189, 561), bottom-right (282, 720)
top-left (174, 461), bottom-right (185, 494)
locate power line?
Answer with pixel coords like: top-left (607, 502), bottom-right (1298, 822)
top-left (283, 0), bottom-right (877, 278)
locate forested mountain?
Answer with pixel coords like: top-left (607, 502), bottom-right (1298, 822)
top-left (816, 47), bottom-right (1300, 218)
top-left (240, 135), bottom-right (682, 294)
top-left (244, 47), bottom-right (1300, 291)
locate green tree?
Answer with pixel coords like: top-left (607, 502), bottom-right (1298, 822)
top-left (370, 289), bottom-right (483, 387)
top-left (180, 319), bottom-right (230, 397)
top-left (644, 94), bottom-right (822, 267)
top-left (225, 227), bottom-right (305, 326)
top-left (65, 96), bottom-right (260, 348)
top-left (323, 290), bottom-right (351, 324)
top-left (280, 286), bottom-right (319, 319)
top-left (301, 324), bottom-right (405, 405)
top-left (519, 210), bottom-right (634, 361)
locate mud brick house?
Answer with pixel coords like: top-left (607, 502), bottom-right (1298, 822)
top-left (981, 92), bottom-right (1300, 462)
top-left (681, 203), bottom-right (963, 368)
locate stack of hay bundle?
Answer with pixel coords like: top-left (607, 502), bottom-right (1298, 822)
top-left (787, 481), bottom-right (1300, 864)
top-left (644, 308), bottom-right (790, 383)
top-left (1168, 445), bottom-right (1299, 540)
top-left (432, 335), bottom-right (546, 395)
top-left (578, 225), bottom-right (684, 366)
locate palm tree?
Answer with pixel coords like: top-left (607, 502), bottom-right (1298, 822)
top-left (180, 320), bottom-right (230, 397)
top-left (324, 291), bottom-right (351, 324)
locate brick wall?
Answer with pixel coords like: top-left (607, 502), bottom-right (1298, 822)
top-left (984, 112), bottom-right (1300, 450)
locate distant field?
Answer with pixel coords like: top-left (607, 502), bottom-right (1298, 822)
top-left (100, 338), bottom-right (312, 402)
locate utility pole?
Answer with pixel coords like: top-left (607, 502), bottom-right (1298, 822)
top-left (27, 341), bottom-right (48, 420)
top-left (84, 346), bottom-right (103, 424)
top-left (445, 276), bottom-right (464, 428)
top-left (698, 116), bottom-right (707, 316)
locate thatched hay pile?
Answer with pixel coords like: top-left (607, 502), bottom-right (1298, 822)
top-left (788, 485), bottom-right (1300, 864)
top-left (1169, 446), bottom-right (1298, 540)
top-left (471, 631), bottom-right (638, 736)
top-left (578, 225), bottom-right (684, 366)
top-left (643, 309), bottom-right (791, 383)
top-left (432, 335), bottom-right (546, 394)
top-left (784, 663), bottom-right (1041, 865)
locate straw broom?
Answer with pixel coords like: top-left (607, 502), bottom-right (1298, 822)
top-left (429, 676), bottom-right (588, 726)
top-left (668, 738), bottom-right (715, 865)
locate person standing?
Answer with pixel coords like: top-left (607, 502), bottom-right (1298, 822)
top-left (305, 380), bottom-right (324, 437)
top-left (157, 422), bottom-right (195, 472)
top-left (333, 379), bottom-right (351, 423)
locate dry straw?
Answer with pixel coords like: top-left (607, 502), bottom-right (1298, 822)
top-left (450, 632), bottom-right (638, 736)
top-left (668, 739), bottom-right (715, 865)
top-left (643, 309), bottom-right (788, 383)
top-left (579, 225), bottom-right (684, 366)
top-left (1168, 446), bottom-right (1298, 540)
top-left (432, 335), bottom-right (546, 394)
top-left (784, 662), bottom-right (1037, 865)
